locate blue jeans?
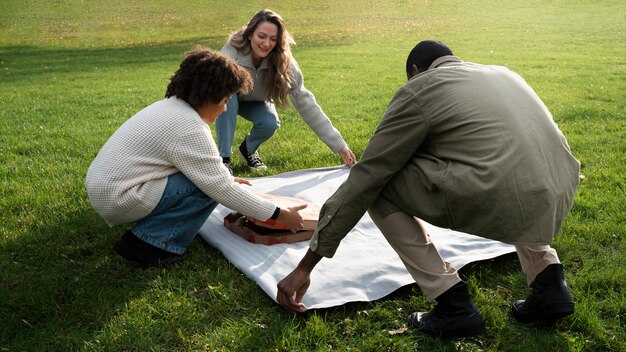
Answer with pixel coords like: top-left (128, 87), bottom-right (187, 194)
top-left (132, 172), bottom-right (218, 254)
top-left (215, 94), bottom-right (280, 158)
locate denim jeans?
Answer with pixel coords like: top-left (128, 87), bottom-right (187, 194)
top-left (132, 172), bottom-right (218, 254)
top-left (215, 93), bottom-right (280, 158)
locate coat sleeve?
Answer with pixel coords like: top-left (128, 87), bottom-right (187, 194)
top-left (288, 62), bottom-right (348, 153)
top-left (309, 84), bottom-right (431, 257)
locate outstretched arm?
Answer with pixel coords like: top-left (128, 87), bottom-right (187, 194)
top-left (276, 249), bottom-right (323, 313)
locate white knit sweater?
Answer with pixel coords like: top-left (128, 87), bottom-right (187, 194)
top-left (85, 97), bottom-right (276, 226)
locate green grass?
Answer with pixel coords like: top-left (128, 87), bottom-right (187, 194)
top-left (1, 0), bottom-right (624, 351)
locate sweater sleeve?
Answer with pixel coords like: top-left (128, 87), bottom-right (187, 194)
top-left (169, 125), bottom-right (276, 220)
top-left (288, 62), bottom-right (348, 153)
top-left (309, 84), bottom-right (430, 257)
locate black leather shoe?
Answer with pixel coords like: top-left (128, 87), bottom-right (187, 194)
top-left (114, 230), bottom-right (181, 268)
top-left (512, 264), bottom-right (574, 324)
top-left (409, 282), bottom-right (486, 339)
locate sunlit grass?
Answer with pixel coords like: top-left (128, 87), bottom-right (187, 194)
top-left (1, 0), bottom-right (624, 351)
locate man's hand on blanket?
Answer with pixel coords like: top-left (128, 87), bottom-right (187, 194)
top-left (277, 249), bottom-right (323, 313)
top-left (277, 204), bottom-right (308, 233)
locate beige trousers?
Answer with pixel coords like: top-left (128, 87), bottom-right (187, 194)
top-left (368, 200), bottom-right (560, 300)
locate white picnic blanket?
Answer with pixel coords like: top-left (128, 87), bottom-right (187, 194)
top-left (198, 166), bottom-right (515, 309)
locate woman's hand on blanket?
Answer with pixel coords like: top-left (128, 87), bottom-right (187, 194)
top-left (234, 177), bottom-right (252, 186)
top-left (277, 204), bottom-right (308, 233)
top-left (338, 146), bottom-right (357, 168)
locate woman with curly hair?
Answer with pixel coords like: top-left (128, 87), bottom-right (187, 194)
top-left (216, 9), bottom-right (356, 173)
top-left (85, 47), bottom-right (306, 268)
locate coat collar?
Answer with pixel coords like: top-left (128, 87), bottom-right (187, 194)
top-left (429, 55), bottom-right (463, 69)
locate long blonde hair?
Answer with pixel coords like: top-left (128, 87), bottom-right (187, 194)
top-left (228, 9), bottom-right (296, 108)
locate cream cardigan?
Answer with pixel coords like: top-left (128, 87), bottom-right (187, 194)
top-left (85, 97), bottom-right (275, 226)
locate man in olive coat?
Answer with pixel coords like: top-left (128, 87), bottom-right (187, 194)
top-left (276, 40), bottom-right (580, 339)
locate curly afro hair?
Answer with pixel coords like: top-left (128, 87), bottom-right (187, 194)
top-left (165, 46), bottom-right (253, 109)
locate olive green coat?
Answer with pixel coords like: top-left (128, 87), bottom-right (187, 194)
top-left (310, 56), bottom-right (580, 258)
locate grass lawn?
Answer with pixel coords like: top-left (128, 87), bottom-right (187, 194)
top-left (1, 0), bottom-right (624, 351)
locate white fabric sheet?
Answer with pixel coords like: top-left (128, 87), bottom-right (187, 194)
top-left (198, 166), bottom-right (515, 309)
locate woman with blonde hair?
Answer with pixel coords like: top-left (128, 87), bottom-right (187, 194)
top-left (216, 9), bottom-right (356, 173)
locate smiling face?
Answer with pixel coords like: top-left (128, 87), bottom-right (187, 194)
top-left (197, 96), bottom-right (230, 124)
top-left (249, 21), bottom-right (278, 65)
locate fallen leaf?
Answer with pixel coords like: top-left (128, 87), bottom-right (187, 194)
top-left (388, 326), bottom-right (408, 335)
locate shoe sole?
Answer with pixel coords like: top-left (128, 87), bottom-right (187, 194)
top-left (409, 313), bottom-right (486, 340)
top-left (238, 149), bottom-right (267, 171)
top-left (114, 240), bottom-right (180, 268)
top-left (114, 240), bottom-right (144, 266)
top-left (512, 302), bottom-right (574, 324)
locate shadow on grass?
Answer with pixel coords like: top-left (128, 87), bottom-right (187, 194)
top-left (0, 36), bottom-right (226, 84)
top-left (0, 207), bottom-right (170, 348)
top-left (0, 204), bottom-right (291, 349)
